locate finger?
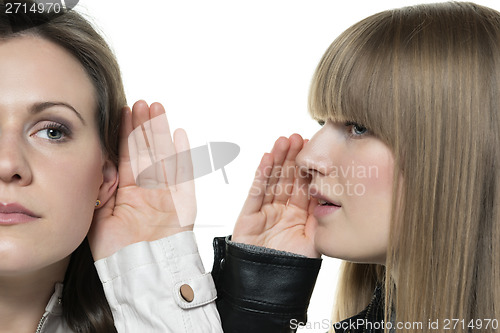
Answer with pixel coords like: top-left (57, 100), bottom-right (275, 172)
top-left (172, 128), bottom-right (197, 227)
top-left (288, 135), bottom-right (311, 209)
top-left (304, 197), bottom-right (319, 239)
top-left (173, 128), bottom-right (194, 189)
top-left (273, 133), bottom-right (304, 204)
top-left (239, 153), bottom-right (274, 216)
top-left (288, 160), bottom-right (311, 210)
top-left (149, 102), bottom-right (177, 188)
top-left (118, 106), bottom-right (136, 187)
top-left (262, 137), bottom-right (289, 205)
top-left (308, 196), bottom-right (318, 216)
top-left (132, 100), bottom-right (157, 188)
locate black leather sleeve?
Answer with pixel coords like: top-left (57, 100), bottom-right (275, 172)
top-left (211, 236), bottom-right (322, 333)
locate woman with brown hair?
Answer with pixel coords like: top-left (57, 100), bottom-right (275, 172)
top-left (0, 1), bottom-right (222, 332)
top-left (213, 2), bottom-right (500, 332)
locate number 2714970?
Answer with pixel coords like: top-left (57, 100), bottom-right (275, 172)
top-left (4, 2), bottom-right (62, 14)
top-left (441, 318), bottom-right (498, 330)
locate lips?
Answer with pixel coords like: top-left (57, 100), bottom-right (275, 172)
top-left (309, 185), bottom-right (341, 218)
top-left (317, 198), bottom-right (341, 207)
top-left (0, 203), bottom-right (40, 225)
top-left (309, 185), bottom-right (342, 207)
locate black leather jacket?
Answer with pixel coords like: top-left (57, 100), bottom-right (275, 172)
top-left (211, 236), bottom-right (384, 333)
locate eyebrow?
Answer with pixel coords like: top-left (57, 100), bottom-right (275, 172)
top-left (29, 101), bottom-right (86, 125)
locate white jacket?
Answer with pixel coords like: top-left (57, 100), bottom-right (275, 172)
top-left (37, 231), bottom-right (223, 333)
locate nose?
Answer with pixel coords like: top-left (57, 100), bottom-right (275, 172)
top-left (296, 124), bottom-right (338, 177)
top-left (0, 132), bottom-right (33, 186)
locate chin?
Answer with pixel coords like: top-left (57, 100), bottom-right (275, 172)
top-left (313, 231), bottom-right (347, 258)
top-left (0, 256), bottom-right (37, 275)
top-left (341, 254), bottom-right (387, 266)
top-left (314, 244), bottom-right (387, 265)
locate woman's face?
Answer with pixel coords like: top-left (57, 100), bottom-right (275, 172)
top-left (296, 120), bottom-right (394, 264)
top-left (0, 36), bottom-right (108, 275)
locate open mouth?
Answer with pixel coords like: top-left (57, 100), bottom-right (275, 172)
top-left (318, 199), bottom-right (341, 207)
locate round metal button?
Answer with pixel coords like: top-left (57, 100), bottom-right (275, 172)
top-left (180, 284), bottom-right (194, 302)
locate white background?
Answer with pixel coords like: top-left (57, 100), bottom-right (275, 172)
top-left (76, 1), bottom-right (500, 331)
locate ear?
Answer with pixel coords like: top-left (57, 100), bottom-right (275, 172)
top-left (96, 159), bottom-right (119, 208)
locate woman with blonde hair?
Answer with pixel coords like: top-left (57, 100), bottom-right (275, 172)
top-left (0, 1), bottom-right (222, 332)
top-left (212, 2), bottom-right (500, 332)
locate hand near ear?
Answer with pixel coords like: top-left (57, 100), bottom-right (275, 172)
top-left (232, 134), bottom-right (320, 258)
top-left (88, 100), bottom-right (195, 261)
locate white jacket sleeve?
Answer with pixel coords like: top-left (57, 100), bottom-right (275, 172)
top-left (94, 231), bottom-right (223, 333)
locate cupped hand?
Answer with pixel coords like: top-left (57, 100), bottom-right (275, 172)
top-left (232, 134), bottom-right (320, 258)
top-left (88, 100), bottom-right (196, 260)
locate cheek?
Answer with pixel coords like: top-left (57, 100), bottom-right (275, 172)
top-left (316, 145), bottom-right (394, 263)
top-left (349, 151), bottom-right (394, 259)
top-left (355, 161), bottom-right (393, 201)
top-left (38, 145), bottom-right (104, 245)
top-left (343, 144), bottom-right (394, 205)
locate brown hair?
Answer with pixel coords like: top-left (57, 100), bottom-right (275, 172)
top-left (309, 2), bottom-right (500, 332)
top-left (1, 1), bottom-right (126, 331)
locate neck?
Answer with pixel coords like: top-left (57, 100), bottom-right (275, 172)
top-left (0, 257), bottom-right (69, 333)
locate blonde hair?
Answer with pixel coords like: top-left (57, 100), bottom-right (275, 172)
top-left (309, 2), bottom-right (500, 332)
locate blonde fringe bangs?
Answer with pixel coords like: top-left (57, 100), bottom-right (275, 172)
top-left (308, 10), bottom-right (397, 147)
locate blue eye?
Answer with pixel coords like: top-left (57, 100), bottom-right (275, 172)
top-left (345, 121), bottom-right (368, 136)
top-left (34, 122), bottom-right (70, 142)
top-left (42, 128), bottom-right (63, 140)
